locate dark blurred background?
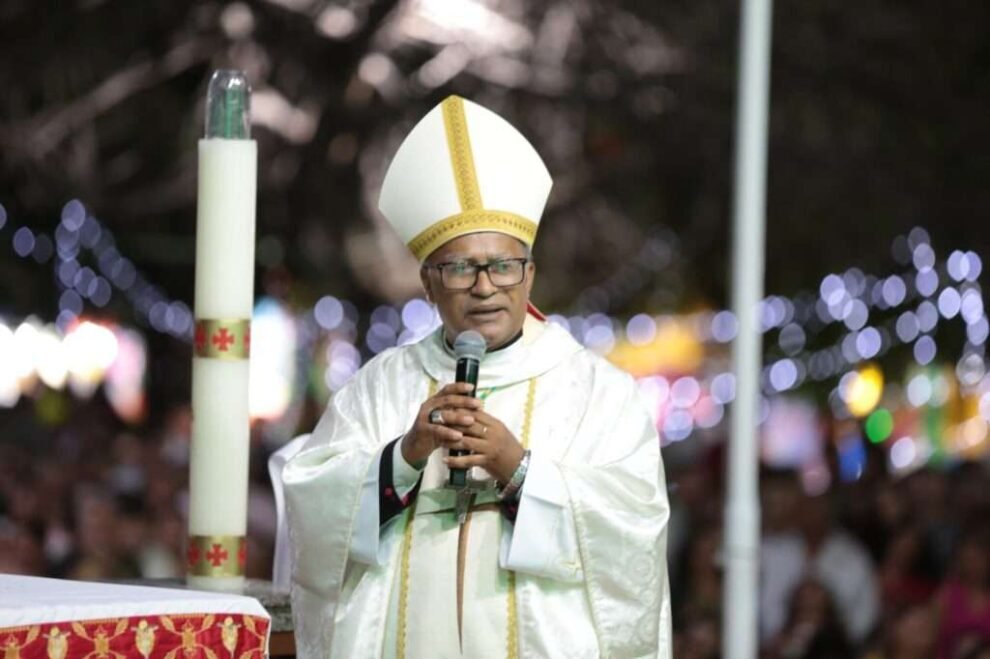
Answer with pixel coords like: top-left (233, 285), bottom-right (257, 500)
top-left (1, 1), bottom-right (988, 658)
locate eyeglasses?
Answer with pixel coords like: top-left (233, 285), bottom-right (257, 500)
top-left (425, 258), bottom-right (530, 291)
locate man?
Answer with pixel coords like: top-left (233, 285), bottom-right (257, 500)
top-left (759, 492), bottom-right (878, 647)
top-left (283, 96), bottom-right (671, 658)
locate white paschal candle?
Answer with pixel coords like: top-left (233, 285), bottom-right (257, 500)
top-left (188, 70), bottom-right (256, 591)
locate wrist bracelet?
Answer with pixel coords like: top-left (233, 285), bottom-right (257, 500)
top-left (496, 449), bottom-right (531, 501)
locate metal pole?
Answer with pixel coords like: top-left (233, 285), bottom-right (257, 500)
top-left (723, 0), bottom-right (773, 656)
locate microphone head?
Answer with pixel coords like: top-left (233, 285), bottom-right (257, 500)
top-left (454, 330), bottom-right (487, 362)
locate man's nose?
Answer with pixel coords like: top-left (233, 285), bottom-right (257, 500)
top-left (471, 268), bottom-right (497, 295)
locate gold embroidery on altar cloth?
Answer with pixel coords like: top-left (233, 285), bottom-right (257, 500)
top-left (160, 614), bottom-right (218, 659)
top-left (44, 628), bottom-right (69, 659)
top-left (133, 620), bottom-right (157, 658)
top-left (219, 617), bottom-right (241, 655)
top-left (3, 626), bottom-right (39, 659)
top-left (0, 615), bottom-right (266, 659)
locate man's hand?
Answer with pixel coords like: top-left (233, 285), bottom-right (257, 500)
top-left (400, 383), bottom-right (482, 466)
top-left (443, 409), bottom-right (526, 484)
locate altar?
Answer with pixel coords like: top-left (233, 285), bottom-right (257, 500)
top-left (0, 576), bottom-right (271, 658)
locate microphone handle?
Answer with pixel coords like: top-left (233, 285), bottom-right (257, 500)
top-left (449, 357), bottom-right (479, 487)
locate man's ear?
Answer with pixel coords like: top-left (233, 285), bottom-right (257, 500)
top-left (524, 259), bottom-right (536, 297)
top-left (420, 266), bottom-right (434, 304)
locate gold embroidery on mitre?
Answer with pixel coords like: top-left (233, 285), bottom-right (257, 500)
top-left (441, 96), bottom-right (483, 212)
top-left (407, 210), bottom-right (538, 262)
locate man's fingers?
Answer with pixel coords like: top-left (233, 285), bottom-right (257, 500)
top-left (444, 453), bottom-right (488, 469)
top-left (435, 382), bottom-right (476, 397)
top-left (442, 434), bottom-right (489, 451)
top-left (468, 409), bottom-right (500, 427)
top-left (424, 408), bottom-right (475, 427)
top-left (438, 438), bottom-right (465, 450)
top-left (430, 394), bottom-right (482, 411)
top-left (456, 436), bottom-right (488, 452)
top-left (448, 413), bottom-right (475, 427)
top-left (461, 411), bottom-right (503, 439)
top-left (459, 424), bottom-right (490, 440)
top-left (431, 425), bottom-right (463, 443)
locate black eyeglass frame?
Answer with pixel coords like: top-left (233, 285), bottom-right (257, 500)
top-left (423, 257), bottom-right (531, 291)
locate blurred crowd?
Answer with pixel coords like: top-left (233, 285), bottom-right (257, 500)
top-left (2, 394), bottom-right (989, 659)
top-left (0, 394), bottom-right (283, 585)
top-left (669, 443), bottom-right (990, 659)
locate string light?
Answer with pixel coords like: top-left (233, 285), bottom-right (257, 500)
top-left (2, 200), bottom-right (987, 456)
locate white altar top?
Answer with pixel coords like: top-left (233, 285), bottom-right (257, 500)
top-left (0, 575), bottom-right (269, 628)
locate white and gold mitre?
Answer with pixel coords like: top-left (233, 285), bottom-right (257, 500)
top-left (379, 95), bottom-right (553, 261)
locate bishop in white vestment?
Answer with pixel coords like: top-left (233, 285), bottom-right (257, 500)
top-left (283, 96), bottom-right (672, 659)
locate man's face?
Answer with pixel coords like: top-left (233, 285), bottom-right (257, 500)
top-left (420, 232), bottom-right (536, 349)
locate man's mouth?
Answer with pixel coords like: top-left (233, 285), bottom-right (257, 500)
top-left (468, 306), bottom-right (504, 318)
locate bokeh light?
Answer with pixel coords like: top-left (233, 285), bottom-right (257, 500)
top-left (840, 364), bottom-right (884, 417)
top-left (865, 408), bottom-right (894, 444)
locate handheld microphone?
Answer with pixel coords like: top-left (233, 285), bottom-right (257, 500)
top-left (449, 330), bottom-right (486, 487)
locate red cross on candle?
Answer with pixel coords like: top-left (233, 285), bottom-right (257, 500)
top-left (194, 325), bottom-right (207, 352)
top-left (212, 327), bottom-right (235, 352)
top-left (244, 329), bottom-right (251, 352)
top-left (186, 542), bottom-right (201, 567)
top-left (206, 543), bottom-right (229, 567)
top-left (238, 542), bottom-right (247, 568)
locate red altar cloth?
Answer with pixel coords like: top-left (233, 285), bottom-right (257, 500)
top-left (0, 576), bottom-right (270, 659)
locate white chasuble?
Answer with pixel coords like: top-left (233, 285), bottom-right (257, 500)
top-left (283, 316), bottom-right (672, 658)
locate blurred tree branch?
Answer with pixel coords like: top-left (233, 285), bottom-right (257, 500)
top-left (0, 0), bottom-right (987, 319)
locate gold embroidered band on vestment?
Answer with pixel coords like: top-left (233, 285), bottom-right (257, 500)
top-left (395, 377), bottom-right (537, 659)
top-left (506, 377), bottom-right (536, 659)
top-left (395, 379), bottom-right (435, 659)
